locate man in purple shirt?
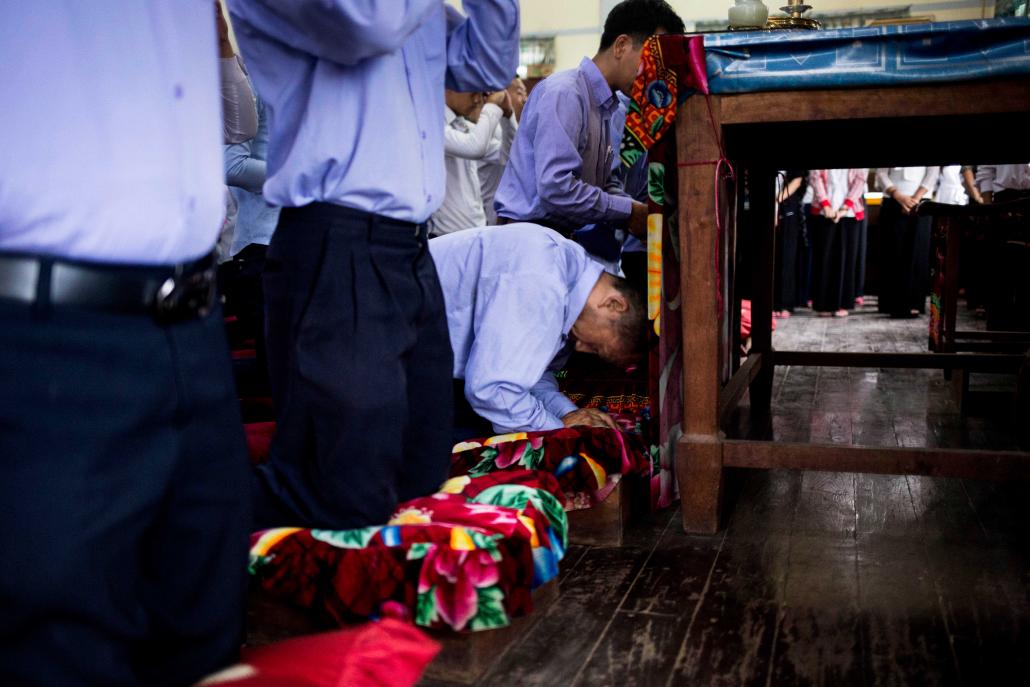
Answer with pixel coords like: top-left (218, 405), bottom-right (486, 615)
top-left (429, 225), bottom-right (647, 438)
top-left (494, 0), bottom-right (683, 239)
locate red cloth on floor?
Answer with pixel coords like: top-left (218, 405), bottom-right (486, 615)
top-left (194, 620), bottom-right (439, 687)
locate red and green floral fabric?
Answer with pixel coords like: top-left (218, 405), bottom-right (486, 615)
top-left (450, 427), bottom-right (649, 511)
top-left (249, 471), bottom-right (567, 633)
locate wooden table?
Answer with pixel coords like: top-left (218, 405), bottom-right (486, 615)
top-left (675, 76), bottom-right (1030, 534)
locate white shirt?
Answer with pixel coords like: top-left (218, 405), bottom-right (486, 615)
top-left (432, 104), bottom-right (511, 235)
top-left (936, 166), bottom-right (968, 205)
top-left (976, 164), bottom-right (1030, 193)
top-left (876, 167), bottom-right (940, 198)
top-left (478, 116), bottom-right (519, 225)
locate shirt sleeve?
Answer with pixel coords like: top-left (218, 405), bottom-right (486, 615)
top-left (464, 272), bottom-right (569, 433)
top-left (220, 57), bottom-right (257, 144)
top-left (444, 1), bottom-right (521, 93)
top-left (444, 104), bottom-right (503, 160)
top-left (808, 170), bottom-right (830, 207)
top-left (532, 89), bottom-right (634, 223)
top-left (976, 165), bottom-right (997, 193)
top-left (481, 115), bottom-right (518, 166)
top-left (875, 168), bottom-right (892, 192)
top-left (227, 0), bottom-right (439, 65)
top-left (529, 370), bottom-right (578, 422)
top-left (918, 167), bottom-right (940, 194)
top-left (224, 140), bottom-right (266, 193)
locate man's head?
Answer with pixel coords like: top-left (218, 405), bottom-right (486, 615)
top-left (596, 0), bottom-right (684, 95)
top-left (570, 272), bottom-right (647, 368)
top-left (444, 89), bottom-right (484, 118)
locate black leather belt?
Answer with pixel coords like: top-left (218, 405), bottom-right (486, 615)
top-left (0, 250), bottom-right (217, 322)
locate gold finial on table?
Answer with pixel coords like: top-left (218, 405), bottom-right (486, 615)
top-left (766, 0), bottom-right (821, 30)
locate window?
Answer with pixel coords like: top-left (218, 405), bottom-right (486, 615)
top-left (518, 37), bottom-right (556, 79)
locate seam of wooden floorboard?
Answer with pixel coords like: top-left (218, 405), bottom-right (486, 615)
top-left (565, 510), bottom-right (677, 687)
top-left (659, 530), bottom-right (729, 687)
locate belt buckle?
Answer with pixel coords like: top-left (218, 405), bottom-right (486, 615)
top-left (153, 266), bottom-right (216, 323)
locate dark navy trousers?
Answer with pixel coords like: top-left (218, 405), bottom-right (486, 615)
top-left (254, 203), bottom-right (454, 530)
top-left (0, 300), bottom-right (250, 686)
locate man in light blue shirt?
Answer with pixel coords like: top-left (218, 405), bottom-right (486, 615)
top-left (429, 225), bottom-right (647, 436)
top-left (494, 0), bottom-right (682, 239)
top-left (228, 0), bottom-right (519, 529)
top-left (0, 3), bottom-right (250, 684)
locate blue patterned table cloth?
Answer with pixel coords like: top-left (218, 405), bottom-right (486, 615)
top-left (704, 18), bottom-right (1030, 93)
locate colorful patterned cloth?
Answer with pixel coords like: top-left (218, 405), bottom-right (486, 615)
top-left (449, 427), bottom-right (648, 511)
top-left (622, 35), bottom-right (707, 510)
top-left (249, 471), bottom-right (567, 634)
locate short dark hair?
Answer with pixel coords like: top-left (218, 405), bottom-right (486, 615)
top-left (611, 276), bottom-right (648, 361)
top-left (599, 0), bottom-right (685, 52)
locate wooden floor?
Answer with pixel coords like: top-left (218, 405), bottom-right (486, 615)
top-left (420, 301), bottom-right (1029, 686)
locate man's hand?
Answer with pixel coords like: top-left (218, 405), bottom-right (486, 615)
top-left (562, 408), bottom-right (617, 430)
top-left (628, 201), bottom-right (648, 239)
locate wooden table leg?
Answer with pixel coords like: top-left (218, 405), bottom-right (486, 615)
top-left (677, 435), bottom-right (724, 534)
top-left (676, 94), bottom-right (726, 534)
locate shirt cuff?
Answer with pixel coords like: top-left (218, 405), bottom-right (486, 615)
top-left (607, 193), bottom-right (634, 221)
top-left (820, 199), bottom-right (831, 208)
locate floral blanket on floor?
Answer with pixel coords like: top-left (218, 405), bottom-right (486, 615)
top-left (249, 470), bottom-right (567, 633)
top-left (449, 426), bottom-right (649, 511)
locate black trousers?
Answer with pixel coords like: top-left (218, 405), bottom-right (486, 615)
top-left (878, 197), bottom-right (932, 316)
top-left (810, 214), bottom-right (847, 312)
top-left (0, 299), bottom-right (249, 686)
top-left (255, 203), bottom-right (454, 529)
top-left (774, 210), bottom-right (803, 311)
top-left (840, 216), bottom-right (861, 308)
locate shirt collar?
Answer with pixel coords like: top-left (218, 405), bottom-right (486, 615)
top-left (563, 257), bottom-right (605, 335)
top-left (444, 106), bottom-right (457, 125)
top-left (578, 57), bottom-right (618, 113)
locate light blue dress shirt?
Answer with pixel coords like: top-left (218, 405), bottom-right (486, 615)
top-left (429, 224), bottom-right (604, 432)
top-left (227, 0), bottom-right (519, 223)
top-left (0, 2), bottom-right (225, 264)
top-left (494, 57), bottom-right (632, 228)
top-left (225, 98), bottom-right (281, 255)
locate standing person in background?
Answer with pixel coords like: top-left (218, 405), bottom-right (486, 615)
top-left (228, 0), bottom-right (520, 530)
top-left (774, 169), bottom-right (807, 318)
top-left (876, 166), bottom-right (940, 318)
top-left (975, 163), bottom-right (1030, 330)
top-left (433, 88), bottom-right (517, 236)
top-left (808, 169), bottom-right (867, 317)
top-left (976, 163), bottom-right (1030, 204)
top-left (0, 2), bottom-right (250, 684)
top-left (937, 165), bottom-right (970, 206)
top-left (221, 91), bottom-right (280, 383)
top-left (494, 0), bottom-right (684, 239)
top-left (480, 77), bottom-right (528, 225)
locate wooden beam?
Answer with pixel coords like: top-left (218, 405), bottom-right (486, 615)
top-left (718, 352), bottom-right (763, 426)
top-left (718, 78), bottom-right (1030, 125)
top-left (773, 350), bottom-right (1024, 372)
top-left (722, 440), bottom-right (1030, 481)
top-left (953, 330), bottom-right (1030, 342)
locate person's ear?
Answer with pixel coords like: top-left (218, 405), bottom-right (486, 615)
top-left (602, 289), bottom-right (629, 315)
top-left (613, 34), bottom-right (633, 59)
